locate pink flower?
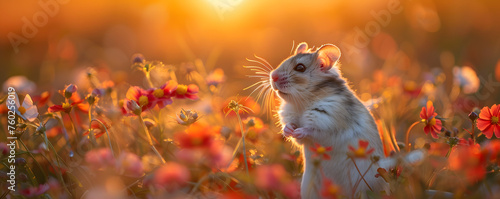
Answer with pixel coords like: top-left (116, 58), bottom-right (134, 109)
top-left (254, 164), bottom-right (288, 190)
top-left (125, 86), bottom-right (156, 112)
top-left (0, 142), bottom-right (8, 156)
top-left (20, 184), bottom-right (50, 197)
top-left (169, 81), bottom-right (199, 100)
top-left (149, 81), bottom-right (176, 109)
top-left (152, 162), bottom-right (190, 191)
top-left (85, 148), bottom-right (115, 170)
top-left (115, 152), bottom-right (143, 177)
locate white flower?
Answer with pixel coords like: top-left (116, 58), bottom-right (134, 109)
top-left (453, 66), bottom-right (480, 94)
top-left (15, 94), bottom-right (39, 122)
top-left (2, 76), bottom-right (36, 94)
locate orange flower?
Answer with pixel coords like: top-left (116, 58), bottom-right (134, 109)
top-left (420, 101), bottom-right (442, 139)
top-left (477, 104), bottom-right (500, 139)
top-left (448, 145), bottom-right (487, 184)
top-left (320, 178), bottom-right (341, 199)
top-left (309, 143), bottom-right (333, 160)
top-left (235, 117), bottom-right (267, 143)
top-left (174, 123), bottom-right (218, 149)
top-left (348, 140), bottom-right (375, 158)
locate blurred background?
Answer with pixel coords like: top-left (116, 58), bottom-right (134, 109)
top-left (1, 0), bottom-right (499, 117)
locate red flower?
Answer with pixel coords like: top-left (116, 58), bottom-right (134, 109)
top-left (477, 104), bottom-right (500, 139)
top-left (32, 91), bottom-right (51, 107)
top-left (348, 140), bottom-right (375, 158)
top-left (149, 81), bottom-right (176, 109)
top-left (48, 100), bottom-right (82, 113)
top-left (309, 143), bottom-right (333, 160)
top-left (420, 101), bottom-right (442, 139)
top-left (169, 80), bottom-right (199, 100)
top-left (320, 178), bottom-right (341, 199)
top-left (125, 86), bottom-right (156, 112)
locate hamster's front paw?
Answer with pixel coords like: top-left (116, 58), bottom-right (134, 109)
top-left (283, 123), bottom-right (297, 137)
top-left (291, 127), bottom-right (310, 139)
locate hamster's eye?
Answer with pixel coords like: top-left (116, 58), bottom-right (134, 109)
top-left (293, 64), bottom-right (306, 72)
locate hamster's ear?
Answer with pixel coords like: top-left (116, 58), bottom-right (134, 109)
top-left (294, 42), bottom-right (308, 54)
top-left (316, 44), bottom-right (341, 71)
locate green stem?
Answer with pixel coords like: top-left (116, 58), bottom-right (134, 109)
top-left (189, 174), bottom-right (210, 194)
top-left (42, 132), bottom-right (73, 197)
top-left (67, 113), bottom-right (80, 141)
top-left (18, 138), bottom-right (47, 182)
top-left (471, 120), bottom-right (476, 145)
top-left (235, 111), bottom-right (250, 177)
top-left (91, 119), bottom-right (115, 158)
top-left (350, 158), bottom-right (373, 193)
top-left (88, 106), bottom-right (97, 147)
top-left (138, 115), bottom-right (165, 164)
top-left (405, 121), bottom-right (421, 152)
top-left (145, 72), bottom-right (154, 88)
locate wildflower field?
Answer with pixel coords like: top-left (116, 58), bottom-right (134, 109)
top-left (1, 0), bottom-right (500, 198)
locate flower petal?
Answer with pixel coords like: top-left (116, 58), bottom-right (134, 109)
top-left (477, 118), bottom-right (491, 131)
top-left (48, 105), bottom-right (64, 113)
top-left (431, 130), bottom-right (439, 139)
top-left (494, 125), bottom-right (500, 139)
top-left (479, 106), bottom-right (492, 120)
top-left (126, 86), bottom-right (142, 101)
top-left (482, 125), bottom-right (494, 139)
top-left (424, 125), bottom-right (431, 135)
top-left (24, 107), bottom-right (39, 122)
top-left (420, 107), bottom-right (427, 120)
top-left (187, 84), bottom-right (199, 93)
top-left (427, 101), bottom-right (435, 118)
top-left (359, 140), bottom-right (369, 148)
top-left (22, 94), bottom-right (34, 107)
top-left (492, 104), bottom-right (500, 117)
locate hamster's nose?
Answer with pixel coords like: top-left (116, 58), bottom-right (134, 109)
top-left (271, 72), bottom-right (279, 82)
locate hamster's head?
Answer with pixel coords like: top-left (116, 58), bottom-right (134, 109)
top-left (270, 42), bottom-right (342, 103)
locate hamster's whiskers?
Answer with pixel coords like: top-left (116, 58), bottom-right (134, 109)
top-left (244, 55), bottom-right (277, 117)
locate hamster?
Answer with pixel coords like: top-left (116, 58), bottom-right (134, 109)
top-left (270, 42), bottom-right (387, 198)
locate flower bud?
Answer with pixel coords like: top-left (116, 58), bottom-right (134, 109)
top-left (36, 125), bottom-right (46, 134)
top-left (220, 126), bottom-right (231, 140)
top-left (246, 118), bottom-right (255, 127)
top-left (16, 158), bottom-right (27, 166)
top-left (423, 143), bottom-right (431, 150)
top-left (86, 94), bottom-right (97, 105)
top-left (64, 84), bottom-right (78, 98)
top-left (126, 100), bottom-right (142, 115)
top-left (468, 111), bottom-right (478, 121)
top-left (132, 53), bottom-right (145, 64)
